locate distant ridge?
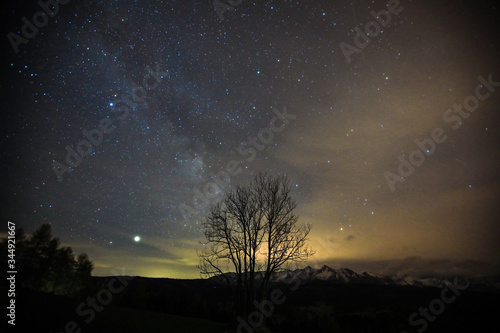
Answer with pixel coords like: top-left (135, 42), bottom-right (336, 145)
top-left (209, 265), bottom-right (500, 291)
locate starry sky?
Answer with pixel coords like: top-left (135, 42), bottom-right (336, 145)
top-left (2, 0), bottom-right (500, 279)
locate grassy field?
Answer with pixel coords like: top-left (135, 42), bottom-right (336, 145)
top-left (14, 282), bottom-right (499, 332)
top-left (87, 304), bottom-right (232, 333)
top-left (16, 288), bottom-right (232, 332)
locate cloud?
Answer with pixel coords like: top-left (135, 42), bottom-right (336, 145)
top-left (321, 256), bottom-right (500, 279)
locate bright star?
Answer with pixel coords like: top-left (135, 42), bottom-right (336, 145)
top-left (134, 236), bottom-right (141, 242)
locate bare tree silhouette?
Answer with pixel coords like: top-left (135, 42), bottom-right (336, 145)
top-left (197, 172), bottom-right (314, 317)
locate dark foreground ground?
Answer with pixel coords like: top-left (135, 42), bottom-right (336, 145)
top-left (11, 277), bottom-right (500, 333)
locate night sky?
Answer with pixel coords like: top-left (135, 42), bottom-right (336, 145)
top-left (2, 0), bottom-right (500, 279)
